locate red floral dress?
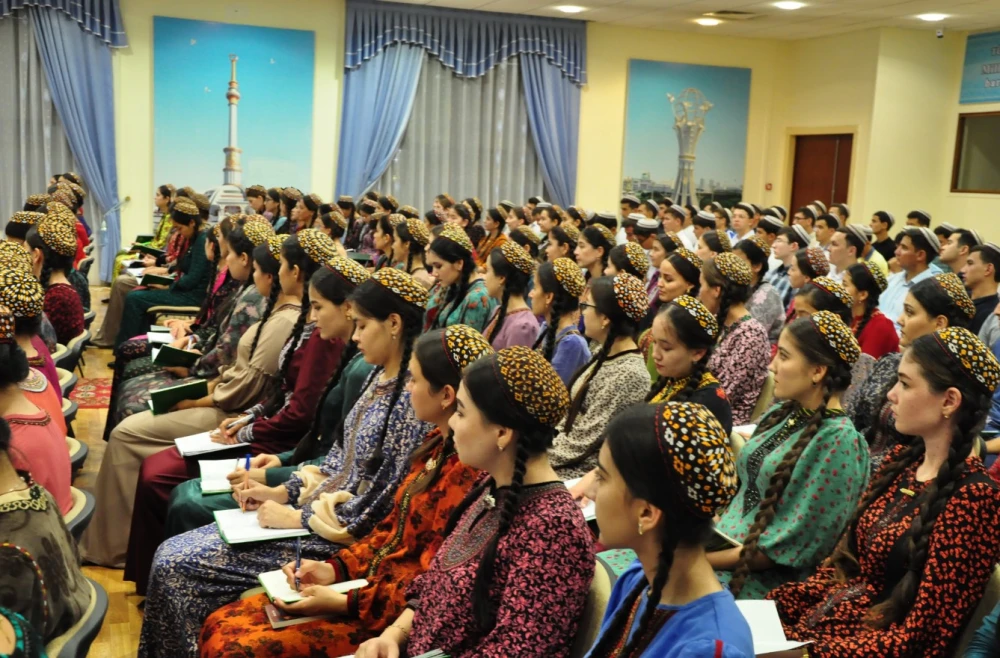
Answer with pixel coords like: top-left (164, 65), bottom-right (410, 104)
top-left (43, 283), bottom-right (84, 345)
top-left (768, 447), bottom-right (1000, 657)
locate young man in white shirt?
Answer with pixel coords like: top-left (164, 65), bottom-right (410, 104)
top-left (731, 202), bottom-right (756, 243)
top-left (880, 227), bottom-right (941, 334)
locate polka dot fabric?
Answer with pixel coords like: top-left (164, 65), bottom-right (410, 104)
top-left (297, 228), bottom-right (339, 265)
top-left (403, 219), bottom-right (430, 247)
top-left (623, 242), bottom-right (651, 278)
top-left (810, 310), bottom-right (861, 365)
top-left (934, 326), bottom-right (1000, 394)
top-left (490, 345), bottom-right (570, 429)
top-left (438, 224), bottom-right (474, 254)
top-left (0, 269), bottom-right (44, 318)
top-left (372, 268), bottom-right (429, 309)
top-left (672, 247), bottom-right (704, 273)
top-left (810, 276), bottom-right (854, 309)
top-left (673, 294), bottom-right (719, 340)
top-left (804, 247), bottom-right (831, 277)
top-left (934, 272), bottom-right (976, 320)
top-left (37, 211), bottom-right (78, 256)
top-left (0, 311), bottom-right (14, 344)
top-left (8, 211), bottom-right (43, 228)
top-left (863, 260), bottom-right (887, 292)
top-left (442, 324), bottom-right (495, 374)
top-left (551, 257), bottom-right (586, 298)
top-left (499, 240), bottom-right (535, 276)
top-left (264, 235), bottom-right (286, 262)
top-left (0, 241), bottom-right (34, 273)
top-left (653, 401), bottom-right (737, 518)
top-left (325, 256), bottom-right (370, 287)
top-left (613, 273), bottom-right (648, 323)
top-left (714, 252), bottom-right (752, 286)
top-left (242, 218), bottom-right (275, 246)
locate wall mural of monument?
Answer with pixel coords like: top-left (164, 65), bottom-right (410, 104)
top-left (621, 59), bottom-right (751, 208)
top-left (153, 16), bottom-right (315, 218)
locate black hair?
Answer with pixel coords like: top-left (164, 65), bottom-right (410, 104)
top-left (435, 194), bottom-right (454, 210)
top-left (424, 209), bottom-right (441, 227)
top-left (246, 186), bottom-right (266, 201)
top-left (655, 233), bottom-right (681, 255)
top-left (702, 256), bottom-right (752, 329)
top-left (170, 202), bottom-right (202, 228)
top-left (817, 213), bottom-right (840, 230)
top-left (779, 226), bottom-right (807, 251)
top-left (833, 203), bottom-right (850, 220)
top-left (684, 204), bottom-right (698, 221)
top-left (693, 213), bottom-right (717, 231)
top-left (247, 241), bottom-right (284, 360)
top-left (374, 213), bottom-right (397, 263)
top-left (531, 261), bottom-right (581, 362)
top-left (701, 230), bottom-right (731, 255)
top-left (508, 207), bottom-right (528, 227)
top-left (25, 226), bottom-right (73, 290)
top-left (364, 190), bottom-right (379, 203)
top-left (463, 198), bottom-right (483, 222)
top-left (646, 302), bottom-right (716, 403)
top-left (837, 228), bottom-right (865, 258)
top-left (450, 204), bottom-right (484, 246)
top-left (0, 340), bottom-right (30, 388)
top-left (873, 211), bottom-right (895, 230)
top-left (908, 276), bottom-right (971, 329)
top-left (589, 214), bottom-right (616, 232)
top-left (547, 226), bottom-right (578, 259)
top-left (580, 226), bottom-right (613, 276)
top-left (193, 225), bottom-right (224, 326)
top-left (377, 195), bottom-right (398, 214)
top-left (565, 206), bottom-right (586, 228)
top-left (317, 213), bottom-right (347, 241)
top-left (730, 317), bottom-right (853, 597)
top-left (953, 229), bottom-right (981, 253)
top-left (620, 197), bottom-right (639, 210)
top-left (429, 235), bottom-right (477, 329)
top-left (845, 263), bottom-right (881, 339)
top-left (486, 247), bottom-right (531, 343)
top-left (794, 283), bottom-right (851, 325)
top-left (734, 238), bottom-right (770, 288)
top-left (509, 229), bottom-right (539, 260)
top-left (793, 248), bottom-right (826, 280)
top-left (970, 245), bottom-right (1000, 283)
top-left (639, 201), bottom-right (658, 218)
top-left (274, 235), bottom-right (328, 396)
top-left (795, 206), bottom-right (817, 227)
top-left (901, 228), bottom-right (937, 265)
top-left (395, 221), bottom-right (428, 275)
top-left (484, 208), bottom-right (506, 236)
top-left (607, 244), bottom-right (644, 280)
top-left (906, 211), bottom-right (931, 227)
top-left (348, 277), bottom-right (424, 478)
top-left (664, 252), bottom-right (702, 298)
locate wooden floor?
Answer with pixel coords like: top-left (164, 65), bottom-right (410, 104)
top-left (74, 287), bottom-right (145, 657)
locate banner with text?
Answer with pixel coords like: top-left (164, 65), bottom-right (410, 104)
top-left (961, 31), bottom-right (1000, 104)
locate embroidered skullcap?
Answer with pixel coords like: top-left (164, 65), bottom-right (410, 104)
top-left (499, 239), bottom-right (535, 275)
top-left (246, 184), bottom-right (267, 196)
top-left (612, 273), bottom-right (648, 323)
top-left (559, 223), bottom-right (581, 244)
top-left (464, 197), bottom-right (483, 217)
top-left (833, 203), bottom-right (850, 217)
top-left (652, 401), bottom-right (737, 518)
top-left (190, 192), bottom-right (210, 213)
top-left (437, 223), bottom-right (474, 253)
top-left (984, 242), bottom-right (1000, 259)
top-left (741, 234), bottom-right (771, 257)
top-left (491, 346), bottom-right (570, 428)
top-left (843, 224), bottom-right (870, 248)
top-left (359, 199), bottom-right (378, 213)
top-left (242, 217), bottom-right (275, 246)
top-left (590, 223), bottom-right (615, 245)
top-left (50, 187), bottom-right (75, 209)
top-left (933, 272), bottom-right (976, 320)
top-left (861, 225), bottom-right (874, 238)
top-left (906, 227), bottom-right (941, 254)
top-left (874, 210), bottom-right (895, 228)
top-left (734, 202), bottom-right (755, 216)
top-left (623, 242), bottom-right (651, 276)
top-left (264, 235), bottom-right (286, 262)
top-left (712, 230), bottom-right (733, 252)
top-left (535, 201), bottom-right (553, 210)
top-left (36, 211), bottom-right (78, 256)
top-left (908, 209), bottom-right (932, 224)
top-left (498, 200), bottom-right (515, 213)
top-left (812, 200), bottom-right (827, 214)
top-left (45, 201), bottom-right (76, 228)
top-left (0, 242), bottom-right (34, 273)
top-left (379, 194), bottom-right (398, 211)
top-left (933, 327), bottom-right (1000, 394)
top-left (809, 276), bottom-right (853, 309)
top-left (0, 311), bottom-right (13, 345)
top-left (668, 204), bottom-right (687, 218)
top-left (297, 228), bottom-right (339, 264)
top-left (594, 212), bottom-right (617, 225)
top-left (402, 218), bottom-right (431, 247)
top-left (861, 260), bottom-right (888, 292)
top-left (60, 172), bottom-right (81, 186)
top-left (809, 310), bottom-right (861, 365)
top-left (66, 182), bottom-right (86, 201)
top-left (713, 252), bottom-right (752, 286)
top-left (282, 187), bottom-right (303, 202)
top-left (551, 257), bottom-right (586, 298)
top-left (24, 194), bottom-right (51, 209)
top-left (798, 206), bottom-right (817, 222)
top-left (771, 205), bottom-right (788, 220)
top-left (636, 217), bottom-right (659, 232)
top-left (397, 205), bottom-right (419, 220)
top-left (324, 255), bottom-right (370, 287)
top-left (9, 211), bottom-right (44, 227)
top-left (621, 194), bottom-right (640, 205)
top-left (325, 210), bottom-right (348, 231)
top-left (386, 213), bottom-right (407, 230)
top-left (671, 294), bottom-right (718, 340)
top-left (696, 210), bottom-right (716, 224)
top-left (803, 247), bottom-right (830, 277)
top-left (172, 197), bottom-right (200, 218)
top-left (672, 247), bottom-right (703, 272)
top-left (441, 324), bottom-right (494, 375)
top-left (178, 186), bottom-right (195, 198)
top-left (788, 224), bottom-right (811, 248)
top-left (0, 269), bottom-right (44, 318)
top-left (938, 222), bottom-right (958, 233)
top-left (304, 193), bottom-right (324, 211)
top-left (337, 195), bottom-right (354, 205)
top-left (515, 225), bottom-right (541, 245)
top-left (969, 229), bottom-right (985, 247)
top-left (371, 267), bottom-right (428, 309)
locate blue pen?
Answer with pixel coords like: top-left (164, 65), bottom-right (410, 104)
top-left (294, 537), bottom-right (302, 592)
top-left (239, 453), bottom-right (251, 513)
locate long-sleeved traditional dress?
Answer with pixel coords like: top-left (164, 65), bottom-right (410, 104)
top-left (707, 315), bottom-right (770, 425)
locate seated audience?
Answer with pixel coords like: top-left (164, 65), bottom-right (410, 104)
top-left (26, 204), bottom-right (85, 345)
top-left (424, 225), bottom-right (496, 332)
top-left (736, 235), bottom-right (784, 344)
top-left (843, 261), bottom-right (898, 359)
top-left (529, 258), bottom-right (591, 385)
top-left (483, 240), bottom-right (539, 349)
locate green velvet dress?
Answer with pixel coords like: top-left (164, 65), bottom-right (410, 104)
top-left (112, 214), bottom-right (174, 279)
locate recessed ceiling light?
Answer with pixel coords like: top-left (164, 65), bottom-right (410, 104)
top-left (553, 5), bottom-right (587, 12)
top-left (695, 17), bottom-right (722, 26)
top-left (774, 1), bottom-right (806, 9)
top-left (917, 13), bottom-right (947, 21)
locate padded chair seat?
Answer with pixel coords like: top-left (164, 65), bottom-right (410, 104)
top-left (569, 559), bottom-right (614, 658)
top-left (45, 578), bottom-right (108, 658)
top-left (52, 343), bottom-right (69, 366)
top-left (63, 486), bottom-right (95, 541)
top-left (83, 310), bottom-right (96, 329)
top-left (57, 368), bottom-right (78, 397)
top-left (67, 437), bottom-right (88, 474)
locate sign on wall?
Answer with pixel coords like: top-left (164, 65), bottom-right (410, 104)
top-left (960, 31), bottom-right (1000, 104)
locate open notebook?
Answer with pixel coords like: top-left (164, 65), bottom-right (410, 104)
top-left (175, 432), bottom-right (243, 457)
top-left (199, 459), bottom-right (242, 494)
top-left (736, 600), bottom-right (810, 654)
top-left (258, 570), bottom-right (367, 604)
top-left (213, 507), bottom-right (310, 544)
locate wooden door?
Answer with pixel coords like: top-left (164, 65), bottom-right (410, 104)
top-left (790, 134), bottom-right (853, 217)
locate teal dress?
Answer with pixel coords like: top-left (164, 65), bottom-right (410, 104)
top-left (0, 608), bottom-right (45, 658)
top-left (715, 404), bottom-right (870, 599)
top-left (162, 351), bottom-right (375, 538)
top-left (423, 278), bottom-right (497, 333)
top-left (114, 228), bottom-right (213, 347)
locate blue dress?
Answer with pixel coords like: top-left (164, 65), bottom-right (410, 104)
top-left (137, 370), bottom-right (431, 658)
top-left (585, 560), bottom-right (754, 658)
top-left (537, 322), bottom-right (592, 385)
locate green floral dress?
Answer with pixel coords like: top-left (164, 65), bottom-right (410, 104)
top-left (715, 404), bottom-right (870, 599)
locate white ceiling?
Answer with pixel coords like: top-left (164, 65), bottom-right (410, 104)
top-left (386, 0), bottom-right (1000, 39)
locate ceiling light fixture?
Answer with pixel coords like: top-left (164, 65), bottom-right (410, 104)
top-left (553, 5), bottom-right (587, 12)
top-left (695, 17), bottom-right (722, 25)
top-left (774, 1), bottom-right (806, 9)
top-left (917, 13), bottom-right (947, 21)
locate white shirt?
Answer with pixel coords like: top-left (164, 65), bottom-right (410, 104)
top-left (678, 225), bottom-right (698, 251)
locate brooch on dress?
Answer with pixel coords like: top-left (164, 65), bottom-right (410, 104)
top-left (483, 493), bottom-right (496, 509)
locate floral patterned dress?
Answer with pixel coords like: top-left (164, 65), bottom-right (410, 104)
top-left (197, 432), bottom-right (479, 657)
top-left (769, 447), bottom-right (1000, 657)
top-left (748, 281), bottom-right (785, 344)
top-left (716, 405), bottom-right (870, 599)
top-left (404, 479), bottom-right (595, 658)
top-left (707, 315), bottom-right (770, 425)
top-left (423, 279), bottom-right (497, 333)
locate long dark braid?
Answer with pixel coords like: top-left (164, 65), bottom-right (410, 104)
top-left (486, 248), bottom-right (530, 344)
top-left (193, 228), bottom-right (223, 327)
top-left (564, 331), bottom-right (616, 433)
top-left (249, 283), bottom-right (280, 361)
top-left (248, 241), bottom-right (283, 360)
top-left (534, 291), bottom-right (573, 363)
top-left (290, 342), bottom-right (359, 463)
top-left (845, 263), bottom-right (880, 339)
top-left (365, 321), bottom-right (419, 479)
top-left (266, 284), bottom-right (310, 416)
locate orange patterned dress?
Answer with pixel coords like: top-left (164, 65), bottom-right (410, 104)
top-left (197, 432), bottom-right (478, 657)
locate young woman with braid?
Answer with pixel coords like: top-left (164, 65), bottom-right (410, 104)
top-left (606, 241), bottom-right (651, 281)
top-left (313, 208), bottom-right (350, 258)
top-left (529, 257), bottom-right (591, 384)
top-left (338, 196), bottom-right (362, 249)
top-left (849, 273), bottom-right (974, 473)
top-left (699, 253), bottom-right (771, 425)
top-left (696, 229), bottom-right (733, 261)
top-left (476, 207), bottom-right (509, 269)
top-left (546, 223), bottom-right (580, 262)
top-left (842, 261), bottom-right (898, 359)
top-left (371, 212), bottom-right (400, 271)
top-left (785, 247), bottom-right (831, 320)
top-left (551, 273), bottom-right (650, 479)
top-left (121, 231), bottom-right (345, 594)
top-left (264, 187), bottom-right (282, 224)
top-left (582, 402), bottom-right (753, 658)
top-left (643, 232), bottom-right (682, 305)
top-left (198, 325), bottom-right (490, 657)
top-left (710, 312), bottom-right (870, 600)
top-left (80, 234), bottom-right (300, 568)
top-left (424, 224), bottom-right (496, 332)
top-left (293, 193), bottom-right (323, 235)
top-left (273, 186), bottom-right (303, 234)
top-left (643, 246), bottom-right (704, 379)
top-left (392, 217), bottom-right (434, 289)
top-left (577, 224), bottom-right (616, 283)
top-left (355, 346), bottom-right (594, 658)
top-left (768, 327), bottom-right (1000, 658)
top-left (483, 240), bottom-right (539, 349)
top-left (25, 205), bottom-right (84, 344)
top-left (138, 269), bottom-right (432, 658)
top-left (510, 224), bottom-right (542, 261)
top-left (736, 235), bottom-right (784, 345)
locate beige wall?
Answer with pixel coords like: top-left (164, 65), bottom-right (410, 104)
top-left (112, 0), bottom-right (344, 242)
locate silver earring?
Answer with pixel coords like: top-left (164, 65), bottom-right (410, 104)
top-left (637, 522), bottom-right (644, 536)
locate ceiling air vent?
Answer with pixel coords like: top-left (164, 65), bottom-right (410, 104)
top-left (703, 10), bottom-right (759, 20)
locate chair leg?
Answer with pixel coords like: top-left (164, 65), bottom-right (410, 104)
top-left (67, 422), bottom-right (75, 438)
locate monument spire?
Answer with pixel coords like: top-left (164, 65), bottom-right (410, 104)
top-left (223, 54), bottom-right (242, 186)
top-left (667, 88), bottom-right (712, 208)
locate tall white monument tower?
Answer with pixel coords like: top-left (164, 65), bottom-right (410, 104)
top-left (223, 54), bottom-right (242, 185)
top-left (667, 88), bottom-right (712, 208)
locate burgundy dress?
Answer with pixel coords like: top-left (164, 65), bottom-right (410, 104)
top-left (44, 283), bottom-right (84, 345)
top-left (405, 479), bottom-right (594, 658)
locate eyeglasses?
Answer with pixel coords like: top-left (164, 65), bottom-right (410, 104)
top-left (579, 302), bottom-right (597, 312)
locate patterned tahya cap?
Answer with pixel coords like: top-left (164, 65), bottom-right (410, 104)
top-left (491, 345), bottom-right (570, 428)
top-left (804, 247), bottom-right (830, 277)
top-left (809, 276), bottom-right (853, 310)
top-left (172, 197), bottom-right (200, 218)
top-left (612, 272), bottom-right (648, 323)
top-left (560, 223), bottom-right (581, 244)
top-left (282, 187), bottom-right (303, 202)
top-left (551, 257), bottom-right (586, 298)
top-left (264, 235), bottom-right (286, 262)
top-left (0, 241), bottom-right (34, 273)
top-left (324, 255), bottom-right (370, 287)
top-left (757, 215), bottom-right (784, 234)
top-left (861, 260), bottom-right (887, 292)
top-left (24, 194), bottom-right (51, 208)
top-left (0, 268), bottom-right (45, 318)
top-left (297, 228), bottom-right (339, 264)
top-left (65, 181), bottom-right (86, 201)
top-left (403, 218), bottom-right (431, 247)
top-left (714, 230), bottom-right (733, 252)
top-left (788, 224), bottom-right (811, 249)
top-left (246, 184), bottom-right (267, 196)
top-left (809, 310), bottom-right (861, 365)
top-left (371, 267), bottom-right (429, 309)
top-left (37, 210), bottom-right (78, 256)
top-left (743, 234), bottom-right (771, 256)
top-left (671, 247), bottom-right (704, 273)
top-left (591, 223), bottom-right (615, 245)
top-left (305, 193), bottom-right (324, 210)
top-left (398, 205), bottom-right (419, 219)
top-left (653, 401), bottom-right (737, 518)
top-left (8, 211), bottom-right (44, 227)
top-left (441, 324), bottom-right (495, 374)
top-left (933, 272), bottom-right (976, 320)
top-left (515, 225), bottom-right (541, 245)
top-left (242, 217), bottom-right (275, 246)
top-left (908, 227), bottom-right (941, 254)
top-left (713, 252), bottom-right (752, 286)
top-left (337, 195), bottom-right (355, 205)
top-left (933, 326), bottom-right (1000, 394)
top-left (326, 210), bottom-right (348, 231)
top-left (623, 242), bottom-right (651, 277)
top-left (190, 192), bottom-right (210, 213)
top-left (45, 201), bottom-right (76, 229)
top-left (437, 223), bottom-right (474, 253)
top-left (0, 309), bottom-right (13, 344)
top-left (672, 294), bottom-right (719, 340)
top-left (51, 187), bottom-right (76, 208)
top-left (500, 239), bottom-right (535, 275)
top-left (386, 213), bottom-right (407, 229)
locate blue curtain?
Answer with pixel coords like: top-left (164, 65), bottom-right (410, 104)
top-left (1, 0), bottom-right (126, 46)
top-left (336, 43), bottom-right (426, 199)
top-left (31, 6), bottom-right (121, 280)
top-left (520, 53), bottom-right (579, 207)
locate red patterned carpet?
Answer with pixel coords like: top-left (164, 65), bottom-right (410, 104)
top-left (70, 377), bottom-right (112, 409)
